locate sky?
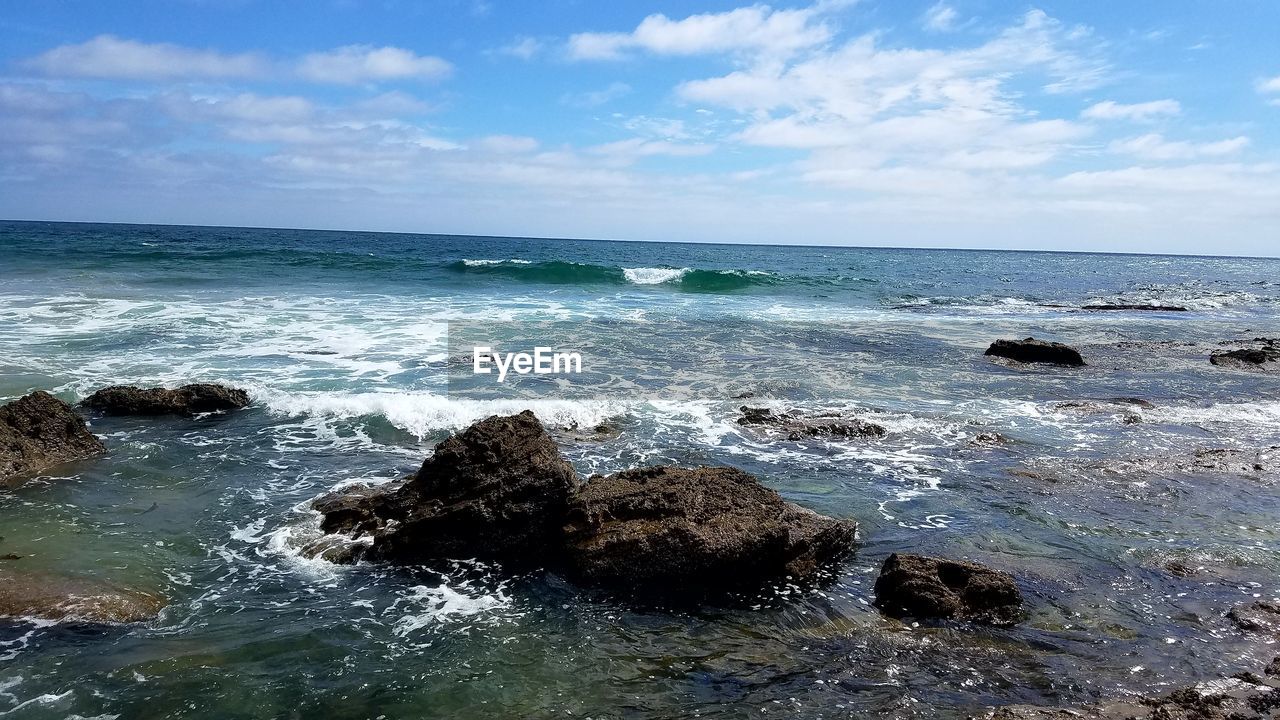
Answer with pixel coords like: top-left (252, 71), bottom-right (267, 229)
top-left (1, 1), bottom-right (1278, 255)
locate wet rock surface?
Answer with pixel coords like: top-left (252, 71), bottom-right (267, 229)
top-left (737, 406), bottom-right (887, 440)
top-left (0, 569), bottom-right (167, 624)
top-left (1211, 339), bottom-right (1279, 370)
top-left (873, 553), bottom-right (1024, 626)
top-left (563, 465), bottom-right (857, 597)
top-left (311, 412), bottom-right (858, 599)
top-left (81, 383), bottom-right (250, 416)
top-left (988, 675), bottom-right (1280, 719)
top-left (342, 410), bottom-right (578, 566)
top-left (986, 338), bottom-right (1086, 366)
top-left (1, 391), bottom-right (105, 485)
top-left (1081, 303), bottom-right (1189, 312)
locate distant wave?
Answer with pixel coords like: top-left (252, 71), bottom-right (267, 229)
top-left (447, 260), bottom-right (778, 292)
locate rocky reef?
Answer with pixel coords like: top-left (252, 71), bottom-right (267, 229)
top-left (873, 553), bottom-right (1024, 626)
top-left (986, 337), bottom-right (1086, 366)
top-left (81, 383), bottom-right (250, 416)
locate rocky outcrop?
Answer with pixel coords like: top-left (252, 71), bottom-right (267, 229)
top-left (1211, 340), bottom-right (1278, 370)
top-left (985, 338), bottom-right (1085, 366)
top-left (873, 553), bottom-right (1024, 626)
top-left (562, 465), bottom-right (857, 597)
top-left (1081, 303), bottom-right (1188, 312)
top-left (81, 383), bottom-right (250, 416)
top-left (1, 391), bottom-right (105, 485)
top-left (314, 410), bottom-right (579, 566)
top-left (989, 675), bottom-right (1280, 719)
top-left (0, 569), bottom-right (166, 624)
top-left (1228, 600), bottom-right (1280, 634)
top-left (310, 412), bottom-right (858, 599)
top-left (737, 406), bottom-right (886, 440)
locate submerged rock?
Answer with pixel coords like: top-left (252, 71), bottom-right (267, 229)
top-left (563, 465), bottom-right (856, 597)
top-left (985, 338), bottom-right (1085, 367)
top-left (989, 676), bottom-right (1280, 719)
top-left (1, 391), bottom-right (105, 485)
top-left (737, 406), bottom-right (886, 440)
top-left (873, 553), bottom-right (1024, 626)
top-left (1081, 303), bottom-right (1188, 312)
top-left (315, 410), bottom-right (578, 566)
top-left (81, 383), bottom-right (250, 416)
top-left (1228, 600), bottom-right (1280, 634)
top-left (0, 569), bottom-right (166, 624)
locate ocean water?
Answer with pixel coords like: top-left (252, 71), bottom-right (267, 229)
top-left (1, 220), bottom-right (1279, 718)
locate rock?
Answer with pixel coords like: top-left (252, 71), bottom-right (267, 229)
top-left (1, 391), bottom-right (105, 485)
top-left (737, 406), bottom-right (887, 440)
top-left (1266, 657), bottom-right (1280, 676)
top-left (985, 338), bottom-right (1085, 366)
top-left (81, 383), bottom-right (250, 416)
top-left (562, 465), bottom-right (856, 598)
top-left (1228, 601), bottom-right (1280, 634)
top-left (873, 553), bottom-right (1024, 626)
top-left (1211, 339), bottom-right (1279, 369)
top-left (0, 569), bottom-right (166, 624)
top-left (1081, 304), bottom-right (1188, 312)
top-left (314, 410), bottom-right (578, 566)
top-left (989, 677), bottom-right (1280, 719)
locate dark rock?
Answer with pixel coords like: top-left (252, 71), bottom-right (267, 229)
top-left (314, 411), bottom-right (578, 567)
top-left (81, 383), bottom-right (250, 416)
top-left (737, 406), bottom-right (886, 440)
top-left (1266, 657), bottom-right (1280, 676)
top-left (0, 554), bottom-right (21, 561)
top-left (990, 675), bottom-right (1280, 719)
top-left (985, 338), bottom-right (1085, 366)
top-left (1211, 348), bottom-right (1274, 367)
top-left (1081, 304), bottom-right (1188, 312)
top-left (1164, 560), bottom-right (1199, 578)
top-left (1, 391), bottom-right (105, 485)
top-left (0, 569), bottom-right (166, 623)
top-left (562, 465), bottom-right (856, 597)
top-left (1228, 601), bottom-right (1280, 634)
top-left (873, 553), bottom-right (1024, 626)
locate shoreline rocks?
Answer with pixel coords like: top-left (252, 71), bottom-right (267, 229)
top-left (309, 411), bottom-right (858, 600)
top-left (873, 553), bottom-right (1024, 626)
top-left (985, 338), bottom-right (1085, 367)
top-left (563, 466), bottom-right (856, 597)
top-left (1, 391), bottom-right (105, 485)
top-left (1081, 303), bottom-right (1188, 312)
top-left (81, 383), bottom-right (250, 417)
top-left (1211, 339), bottom-right (1278, 370)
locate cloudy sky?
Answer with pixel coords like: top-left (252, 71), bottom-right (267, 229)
top-left (2, 1), bottom-right (1278, 255)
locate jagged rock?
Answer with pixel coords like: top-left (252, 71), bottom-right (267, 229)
top-left (873, 553), bottom-right (1024, 626)
top-left (562, 465), bottom-right (856, 597)
top-left (313, 411), bottom-right (578, 566)
top-left (0, 569), bottom-right (166, 623)
top-left (1228, 601), bottom-right (1280, 634)
top-left (81, 383), bottom-right (250, 416)
top-left (1081, 304), bottom-right (1188, 312)
top-left (1, 391), bottom-right (105, 485)
top-left (737, 406), bottom-right (886, 440)
top-left (985, 338), bottom-right (1085, 366)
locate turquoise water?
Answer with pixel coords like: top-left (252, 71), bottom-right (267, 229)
top-left (2, 221), bottom-right (1280, 718)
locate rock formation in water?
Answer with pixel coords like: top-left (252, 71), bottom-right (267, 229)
top-left (873, 553), bottom-right (1024, 626)
top-left (0, 569), bottom-right (167, 624)
top-left (563, 465), bottom-right (857, 597)
top-left (309, 411), bottom-right (858, 599)
top-left (1211, 339), bottom-right (1278, 370)
top-left (737, 406), bottom-right (887, 440)
top-left (0, 391), bottom-right (105, 485)
top-left (81, 383), bottom-right (250, 416)
top-left (985, 337), bottom-right (1086, 366)
top-left (1081, 304), bottom-right (1188, 312)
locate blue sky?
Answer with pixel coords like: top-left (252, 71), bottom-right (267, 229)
top-left (1, 1), bottom-right (1278, 255)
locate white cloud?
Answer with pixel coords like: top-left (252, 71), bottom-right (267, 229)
top-left (922, 3), bottom-right (959, 32)
top-left (170, 93), bottom-right (315, 123)
top-left (1082, 99), bottom-right (1181, 121)
top-left (1109, 133), bottom-right (1249, 160)
top-left (567, 4), bottom-right (836, 61)
top-left (1258, 75), bottom-right (1280, 93)
top-left (562, 82), bottom-right (632, 108)
top-left (496, 36), bottom-right (542, 60)
top-left (588, 138), bottom-right (715, 160)
top-left (25, 35), bottom-right (266, 80)
top-left (296, 45), bottom-right (452, 84)
top-left (475, 135), bottom-right (540, 154)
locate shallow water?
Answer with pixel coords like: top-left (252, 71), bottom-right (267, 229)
top-left (2, 221), bottom-right (1279, 718)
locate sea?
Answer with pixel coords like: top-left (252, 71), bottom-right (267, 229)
top-left (2, 220), bottom-right (1279, 718)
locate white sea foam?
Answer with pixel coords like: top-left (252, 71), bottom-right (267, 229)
top-left (623, 267), bottom-right (689, 284)
top-left (391, 582), bottom-right (516, 637)
top-left (461, 259), bottom-right (532, 266)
